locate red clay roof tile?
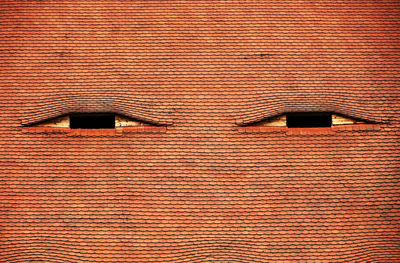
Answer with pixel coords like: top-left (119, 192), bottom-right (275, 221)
top-left (1, 0), bottom-right (400, 262)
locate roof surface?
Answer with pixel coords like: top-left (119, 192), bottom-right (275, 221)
top-left (1, 1), bottom-right (400, 262)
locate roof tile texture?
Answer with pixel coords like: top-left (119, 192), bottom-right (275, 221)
top-left (1, 1), bottom-right (400, 262)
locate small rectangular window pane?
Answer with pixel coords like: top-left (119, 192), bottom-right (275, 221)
top-left (70, 114), bottom-right (115, 129)
top-left (286, 113), bottom-right (332, 128)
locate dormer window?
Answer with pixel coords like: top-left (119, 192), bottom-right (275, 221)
top-left (29, 113), bottom-right (153, 129)
top-left (244, 112), bottom-right (370, 128)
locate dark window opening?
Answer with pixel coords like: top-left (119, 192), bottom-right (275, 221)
top-left (286, 113), bottom-right (332, 128)
top-left (70, 114), bottom-right (115, 129)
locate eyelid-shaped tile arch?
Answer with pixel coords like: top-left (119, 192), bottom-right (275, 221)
top-left (21, 98), bottom-right (174, 127)
top-left (233, 91), bottom-right (389, 126)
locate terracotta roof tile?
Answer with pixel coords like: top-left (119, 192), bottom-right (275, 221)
top-left (1, 0), bottom-right (400, 262)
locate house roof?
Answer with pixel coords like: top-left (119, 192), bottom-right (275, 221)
top-left (1, 1), bottom-right (400, 262)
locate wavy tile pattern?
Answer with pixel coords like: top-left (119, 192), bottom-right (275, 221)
top-left (0, 1), bottom-right (399, 262)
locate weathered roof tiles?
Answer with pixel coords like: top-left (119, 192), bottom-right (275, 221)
top-left (0, 1), bottom-right (399, 262)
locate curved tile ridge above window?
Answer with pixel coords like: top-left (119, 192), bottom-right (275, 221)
top-left (233, 90), bottom-right (389, 127)
top-left (235, 104), bottom-right (384, 127)
top-left (20, 97), bottom-right (174, 127)
top-left (237, 112), bottom-right (381, 134)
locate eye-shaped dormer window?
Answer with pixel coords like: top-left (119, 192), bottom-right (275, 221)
top-left (245, 112), bottom-right (371, 128)
top-left (30, 113), bottom-right (153, 129)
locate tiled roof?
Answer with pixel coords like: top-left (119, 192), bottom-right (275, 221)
top-left (1, 1), bottom-right (399, 262)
